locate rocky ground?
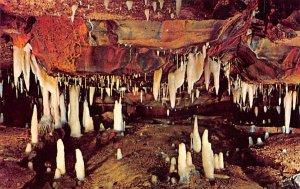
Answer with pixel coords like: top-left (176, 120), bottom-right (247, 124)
top-left (1, 100), bottom-right (300, 189)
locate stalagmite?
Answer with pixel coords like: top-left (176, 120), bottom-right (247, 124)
top-left (75, 149), bottom-right (85, 181)
top-left (31, 105), bottom-right (38, 144)
top-left (186, 151), bottom-right (195, 172)
top-left (23, 43), bottom-right (32, 91)
top-left (263, 105), bottom-right (267, 113)
top-left (241, 81), bottom-right (248, 105)
top-left (248, 84), bottom-right (254, 108)
top-left (60, 94), bottom-right (67, 123)
top-left (175, 0), bottom-right (182, 16)
top-left (126, 0), bottom-right (133, 11)
top-left (178, 143), bottom-right (188, 182)
top-left (158, 0), bottom-right (164, 9)
top-left (0, 81), bottom-right (2, 98)
top-left (204, 56), bottom-right (211, 91)
top-left (202, 129), bottom-right (214, 180)
top-left (0, 113), bottom-right (3, 124)
top-left (192, 116), bottom-right (201, 153)
top-left (209, 58), bottom-right (221, 95)
top-left (145, 9), bottom-right (150, 21)
top-left (56, 139), bottom-right (66, 175)
top-left (117, 148), bottom-right (123, 160)
top-left (25, 143), bottom-right (32, 154)
top-left (214, 154), bottom-right (220, 170)
top-left (13, 46), bottom-right (24, 88)
top-left (71, 4), bottom-right (78, 23)
top-left (219, 152), bottom-right (224, 169)
top-left (257, 137), bottom-right (263, 146)
top-left (69, 86), bottom-right (81, 137)
top-left (292, 90), bottom-right (297, 111)
top-left (113, 100), bottom-right (124, 132)
top-left (89, 86), bottom-right (95, 105)
top-left (153, 68), bottom-right (162, 101)
top-left (104, 0), bottom-right (110, 10)
top-left (168, 72), bottom-right (176, 109)
top-left (284, 91), bottom-right (292, 134)
top-left (54, 168), bottom-right (61, 179)
top-left (254, 106), bottom-right (258, 117)
top-left (264, 132), bottom-right (269, 140)
top-left (83, 99), bottom-right (94, 132)
top-left (248, 137), bottom-right (253, 147)
top-left (276, 106), bottom-right (281, 114)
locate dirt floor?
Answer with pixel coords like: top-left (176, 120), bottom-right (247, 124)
top-left (1, 102), bottom-right (300, 188)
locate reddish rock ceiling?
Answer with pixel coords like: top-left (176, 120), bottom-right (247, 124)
top-left (0, 0), bottom-right (300, 83)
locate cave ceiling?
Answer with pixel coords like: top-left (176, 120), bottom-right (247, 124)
top-left (0, 0), bottom-right (300, 83)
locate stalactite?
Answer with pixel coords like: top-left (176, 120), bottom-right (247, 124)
top-left (254, 106), bottom-right (258, 117)
top-left (42, 87), bottom-right (51, 118)
top-left (292, 90), bottom-right (297, 110)
top-left (31, 105), bottom-right (38, 144)
top-left (83, 99), bottom-right (94, 132)
top-left (241, 81), bottom-right (248, 105)
top-left (60, 94), bottom-right (67, 123)
top-left (69, 86), bottom-right (81, 137)
top-left (56, 139), bottom-right (66, 175)
top-left (152, 1), bottom-right (157, 12)
top-left (204, 56), bottom-right (211, 91)
top-left (104, 0), bottom-right (110, 10)
top-left (202, 129), bottom-right (214, 180)
top-left (284, 91), bottom-right (292, 134)
top-left (51, 90), bottom-right (61, 129)
top-left (248, 84), bottom-right (254, 108)
top-left (23, 43), bottom-right (32, 91)
top-left (168, 72), bottom-right (176, 109)
top-left (214, 154), bottom-right (220, 170)
top-left (89, 86), bottom-right (95, 105)
top-left (75, 149), bottom-right (85, 181)
top-left (192, 116), bottom-right (201, 153)
top-left (113, 100), bottom-right (124, 132)
top-left (153, 68), bottom-right (162, 101)
top-left (158, 0), bottom-right (164, 9)
top-left (219, 152), bottom-right (224, 169)
top-left (174, 62), bottom-right (186, 90)
top-left (0, 81), bottom-right (3, 98)
top-left (209, 58), bottom-right (221, 95)
top-left (13, 46), bottom-right (24, 88)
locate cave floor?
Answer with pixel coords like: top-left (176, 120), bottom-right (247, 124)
top-left (0, 113), bottom-right (300, 189)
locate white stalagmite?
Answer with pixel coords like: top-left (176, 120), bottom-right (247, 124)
top-left (284, 91), bottom-right (292, 134)
top-left (117, 148), bottom-right (123, 160)
top-left (254, 106), bottom-right (258, 117)
top-left (153, 68), bottom-right (162, 101)
top-left (178, 143), bottom-right (188, 182)
top-left (192, 116), bottom-right (201, 153)
top-left (241, 81), bottom-right (248, 105)
top-left (31, 105), bottom-right (38, 144)
top-left (83, 99), bottom-right (94, 132)
top-left (219, 152), bottom-right (224, 169)
top-left (71, 4), bottom-right (78, 23)
top-left (13, 45), bottom-right (24, 88)
top-left (202, 129), bottom-right (214, 180)
top-left (0, 81), bottom-right (3, 98)
top-left (145, 9), bottom-right (150, 21)
top-left (89, 86), bottom-right (95, 105)
top-left (292, 90), bottom-right (297, 111)
top-left (0, 113), bottom-right (3, 124)
top-left (276, 106), bottom-right (281, 114)
top-left (126, 0), bottom-right (133, 11)
top-left (214, 154), bottom-right (220, 170)
top-left (25, 143), bottom-right (32, 153)
top-left (158, 0), bottom-right (164, 9)
top-left (54, 168), bottom-right (61, 179)
top-left (186, 151), bottom-right (195, 172)
top-left (209, 58), bottom-right (221, 95)
top-left (69, 86), bottom-right (81, 137)
top-left (204, 56), bottom-right (211, 91)
top-left (60, 94), bottom-right (67, 123)
top-left (113, 100), bottom-right (124, 132)
top-left (56, 139), bottom-right (66, 175)
top-left (248, 84), bottom-right (254, 108)
top-left (168, 72), bottom-right (176, 109)
top-left (23, 43), bottom-right (32, 91)
top-left (75, 149), bottom-right (85, 181)
top-left (174, 62), bottom-right (186, 90)
top-left (175, 0), bottom-right (182, 16)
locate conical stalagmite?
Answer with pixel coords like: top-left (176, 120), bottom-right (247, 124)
top-left (153, 68), bottom-right (162, 101)
top-left (69, 86), bottom-right (81, 137)
top-left (192, 116), bottom-right (201, 153)
top-left (56, 139), bottom-right (66, 175)
top-left (31, 105), bottom-right (38, 144)
top-left (83, 99), bottom-right (94, 132)
top-left (202, 129), bottom-right (214, 180)
top-left (75, 149), bottom-right (85, 181)
top-left (178, 143), bottom-right (188, 182)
